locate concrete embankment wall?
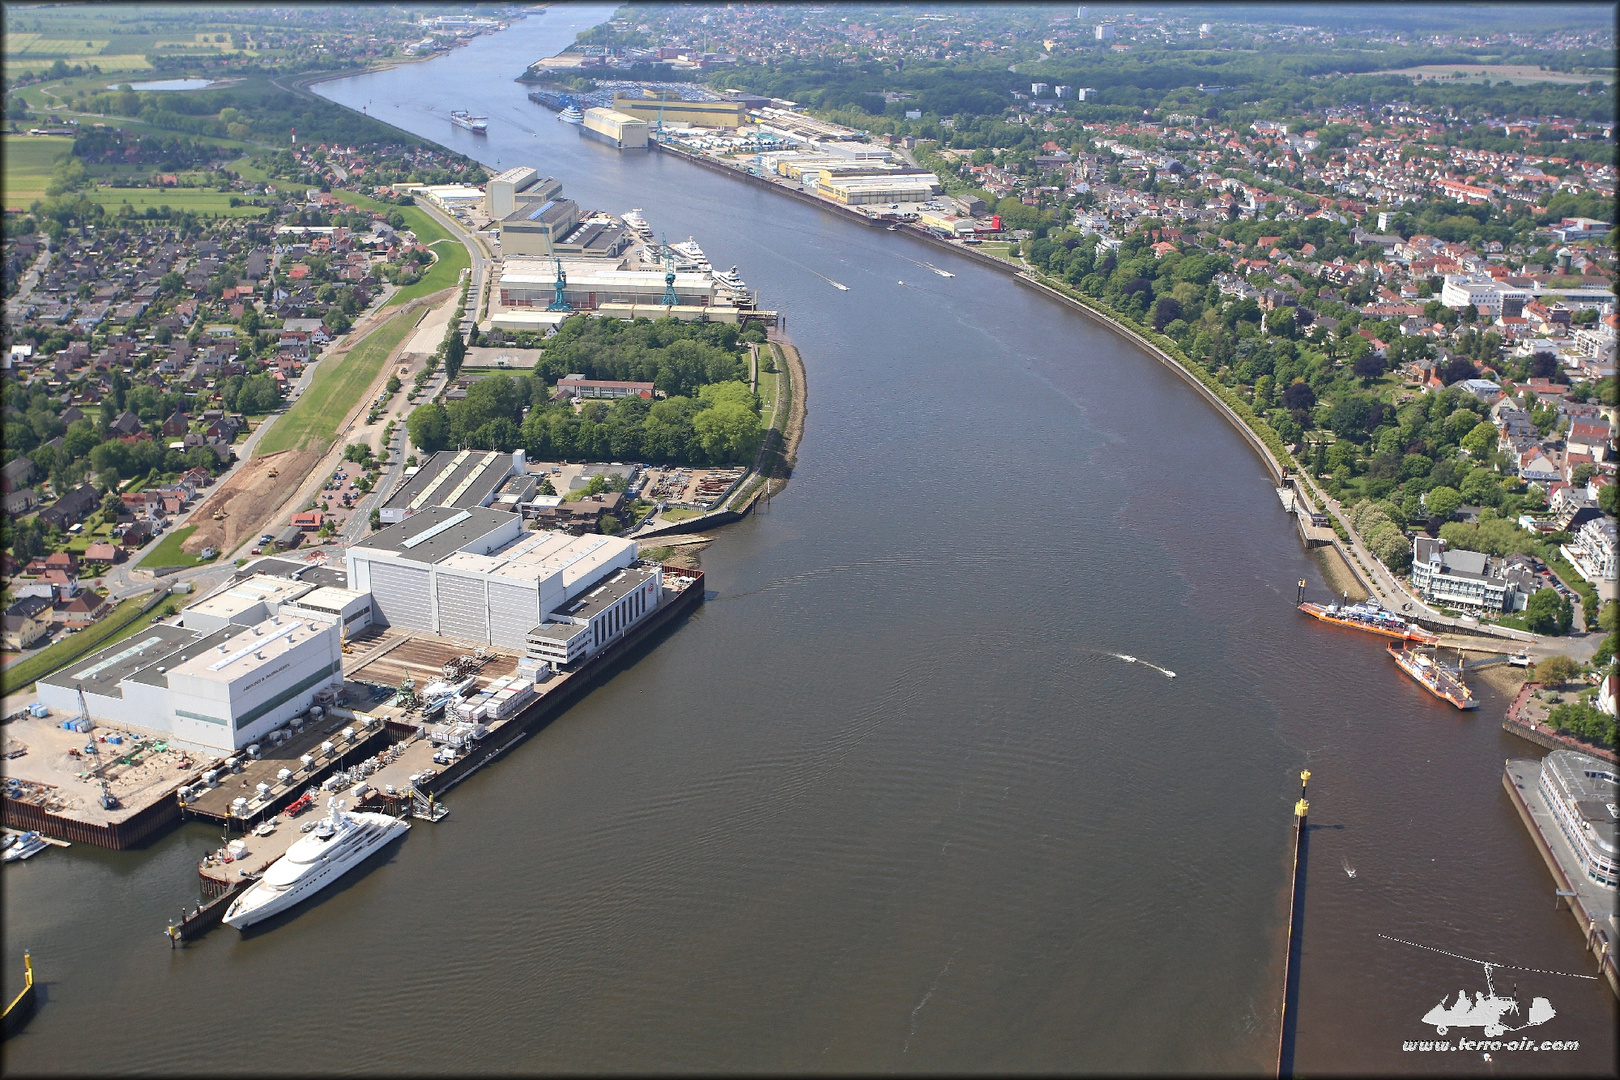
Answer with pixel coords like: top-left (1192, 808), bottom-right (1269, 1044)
top-left (1502, 765), bottom-right (1620, 998)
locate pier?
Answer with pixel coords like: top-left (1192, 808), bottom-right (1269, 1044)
top-left (1277, 771), bottom-right (1310, 1079)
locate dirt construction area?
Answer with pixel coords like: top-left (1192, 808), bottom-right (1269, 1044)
top-left (181, 447), bottom-right (321, 555)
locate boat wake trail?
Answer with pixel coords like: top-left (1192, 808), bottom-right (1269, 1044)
top-left (1105, 652), bottom-right (1177, 679)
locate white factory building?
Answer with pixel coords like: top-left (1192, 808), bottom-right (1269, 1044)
top-left (36, 576), bottom-right (353, 754)
top-left (345, 506), bottom-right (661, 664)
top-left (497, 257), bottom-right (719, 310)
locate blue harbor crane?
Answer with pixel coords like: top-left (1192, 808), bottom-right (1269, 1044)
top-left (662, 247), bottom-right (678, 307)
top-left (547, 256), bottom-right (571, 312)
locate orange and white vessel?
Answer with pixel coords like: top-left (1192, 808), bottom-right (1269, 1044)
top-left (1299, 599), bottom-right (1438, 644)
top-left (1388, 643), bottom-right (1477, 710)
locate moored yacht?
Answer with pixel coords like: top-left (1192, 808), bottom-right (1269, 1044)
top-left (622, 208), bottom-right (652, 239)
top-left (557, 105), bottom-right (584, 125)
top-left (223, 799), bottom-right (409, 929)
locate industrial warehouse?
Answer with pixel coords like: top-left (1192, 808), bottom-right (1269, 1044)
top-left (27, 509), bottom-right (665, 760)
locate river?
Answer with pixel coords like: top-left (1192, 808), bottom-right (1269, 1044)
top-left (4, 8), bottom-right (1614, 1073)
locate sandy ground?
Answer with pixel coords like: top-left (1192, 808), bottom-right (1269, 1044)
top-left (182, 290), bottom-right (453, 557)
top-left (1473, 663), bottom-right (1529, 697)
top-left (1313, 545), bottom-right (1369, 603)
top-left (182, 447), bottom-right (322, 555)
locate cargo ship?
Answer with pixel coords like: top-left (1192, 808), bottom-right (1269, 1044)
top-left (449, 110), bottom-right (488, 134)
top-left (1388, 643), bottom-right (1477, 710)
top-left (1299, 599), bottom-right (1438, 644)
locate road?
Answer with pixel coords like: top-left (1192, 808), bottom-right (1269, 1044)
top-left (410, 195), bottom-right (492, 333)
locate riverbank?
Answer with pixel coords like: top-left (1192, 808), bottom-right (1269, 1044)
top-left (631, 332), bottom-right (807, 547)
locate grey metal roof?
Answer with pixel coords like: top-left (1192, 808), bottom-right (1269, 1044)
top-left (359, 505), bottom-right (517, 564)
top-left (37, 624), bottom-right (207, 697)
top-left (381, 449), bottom-right (513, 517)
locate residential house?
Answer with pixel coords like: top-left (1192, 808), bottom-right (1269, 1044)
top-left (38, 484), bottom-right (99, 530)
top-left (57, 591), bottom-right (112, 630)
top-left (2, 609), bottom-right (51, 651)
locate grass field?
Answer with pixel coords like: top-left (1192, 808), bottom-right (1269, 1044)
top-left (2, 135), bottom-right (75, 206)
top-left (1375, 63), bottom-right (1615, 85)
top-left (136, 524), bottom-right (216, 569)
top-left (90, 187), bottom-right (269, 217)
top-left (335, 190), bottom-right (471, 306)
top-left (0, 595), bottom-right (162, 695)
top-left (255, 307), bottom-right (419, 457)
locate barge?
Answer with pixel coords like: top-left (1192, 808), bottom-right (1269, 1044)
top-left (1388, 643), bottom-right (1478, 710)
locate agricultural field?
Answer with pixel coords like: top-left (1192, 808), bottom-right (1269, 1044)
top-left (2, 135), bottom-right (74, 206)
top-left (89, 187), bottom-right (269, 217)
top-left (254, 307), bottom-right (419, 458)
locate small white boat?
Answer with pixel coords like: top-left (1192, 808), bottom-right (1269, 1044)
top-left (3, 832), bottom-right (50, 862)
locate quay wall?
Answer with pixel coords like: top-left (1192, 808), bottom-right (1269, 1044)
top-left (1501, 763), bottom-right (1620, 998)
top-left (650, 141), bottom-right (883, 231)
top-left (3, 782), bottom-right (181, 850)
top-left (417, 569), bottom-right (705, 801)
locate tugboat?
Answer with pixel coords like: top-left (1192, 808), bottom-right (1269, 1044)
top-left (449, 110), bottom-right (489, 134)
top-left (1388, 643), bottom-right (1478, 710)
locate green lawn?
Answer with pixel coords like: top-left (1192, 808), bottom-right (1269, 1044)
top-left (90, 186), bottom-right (269, 217)
top-left (136, 523), bottom-right (216, 569)
top-left (334, 189), bottom-right (471, 306)
top-left (0, 594), bottom-right (163, 695)
top-left (255, 305), bottom-right (418, 457)
top-left (2, 134), bottom-right (74, 207)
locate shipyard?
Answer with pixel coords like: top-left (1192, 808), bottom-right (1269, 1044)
top-left (4, 494), bottom-right (705, 939)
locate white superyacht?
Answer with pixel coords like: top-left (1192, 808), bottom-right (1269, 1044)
top-left (223, 799), bottom-right (409, 930)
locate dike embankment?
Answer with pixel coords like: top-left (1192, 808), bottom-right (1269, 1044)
top-left (637, 336), bottom-right (807, 541)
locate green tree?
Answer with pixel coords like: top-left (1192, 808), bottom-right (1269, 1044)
top-left (1534, 655), bottom-right (1581, 686)
top-left (1425, 486), bottom-right (1463, 520)
top-left (1460, 420), bottom-right (1497, 457)
top-left (1524, 588), bottom-right (1573, 636)
top-left (407, 402), bottom-right (450, 453)
top-left (444, 328), bottom-right (466, 381)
